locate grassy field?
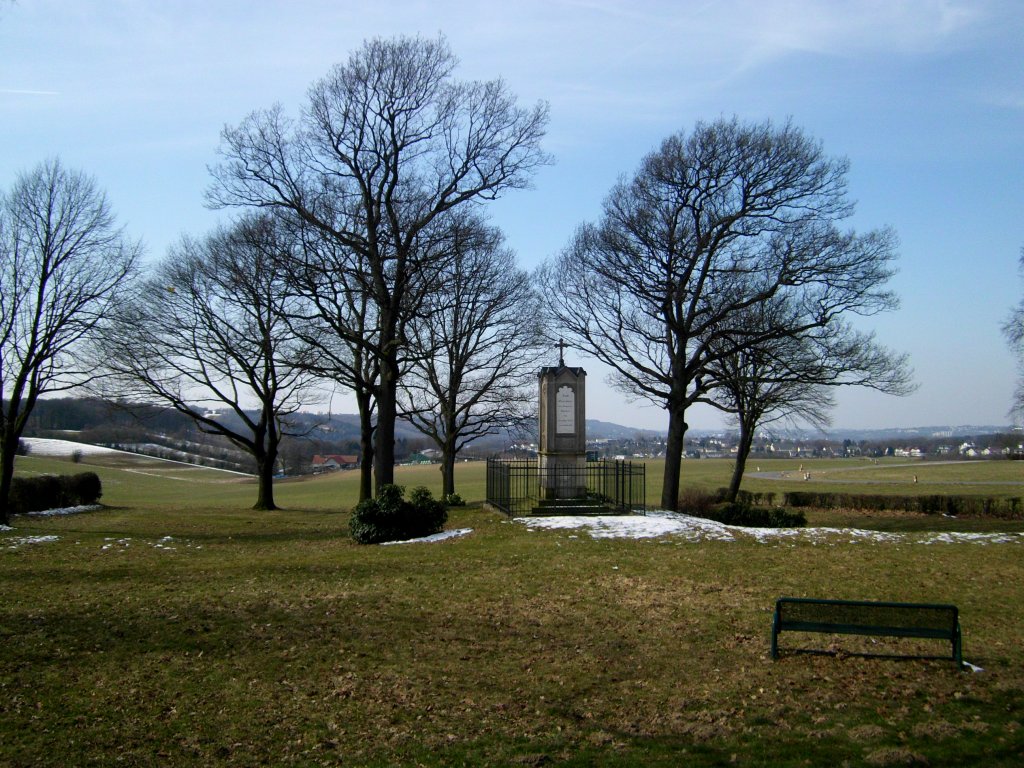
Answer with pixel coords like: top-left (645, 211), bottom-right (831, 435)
top-left (2, 452), bottom-right (1023, 766)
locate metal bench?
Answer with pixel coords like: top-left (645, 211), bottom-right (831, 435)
top-left (771, 597), bottom-right (962, 665)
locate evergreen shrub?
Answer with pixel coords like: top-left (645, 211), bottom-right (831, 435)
top-left (349, 484), bottom-right (448, 544)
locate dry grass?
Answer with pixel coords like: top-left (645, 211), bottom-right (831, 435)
top-left (1, 453), bottom-right (1022, 765)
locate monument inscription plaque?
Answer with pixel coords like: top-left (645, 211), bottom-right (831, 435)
top-left (556, 385), bottom-right (575, 434)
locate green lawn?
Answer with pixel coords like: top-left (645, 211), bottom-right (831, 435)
top-left (2, 453), bottom-right (1022, 765)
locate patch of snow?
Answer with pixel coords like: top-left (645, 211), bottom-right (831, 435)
top-left (25, 504), bottom-right (102, 517)
top-left (21, 438), bottom-right (123, 456)
top-left (520, 511), bottom-right (736, 542)
top-left (515, 511), bottom-right (1024, 546)
top-left (919, 531), bottom-right (1024, 545)
top-left (4, 534), bottom-right (59, 550)
top-left (380, 528), bottom-right (473, 546)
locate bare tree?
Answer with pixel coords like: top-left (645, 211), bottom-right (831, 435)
top-left (703, 295), bottom-right (913, 501)
top-left (400, 213), bottom-right (544, 497)
top-left (540, 118), bottom-right (902, 510)
top-left (281, 221), bottom-right (381, 502)
top-left (706, 346), bottom-right (834, 502)
top-left (0, 159), bottom-right (139, 522)
top-left (97, 214), bottom-right (321, 510)
top-left (208, 34), bottom-right (550, 495)
top-left (1004, 247), bottom-right (1024, 421)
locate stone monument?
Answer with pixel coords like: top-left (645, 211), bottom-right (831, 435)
top-left (537, 339), bottom-right (587, 499)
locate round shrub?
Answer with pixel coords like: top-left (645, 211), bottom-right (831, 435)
top-left (349, 484), bottom-right (448, 544)
top-left (63, 472), bottom-right (103, 504)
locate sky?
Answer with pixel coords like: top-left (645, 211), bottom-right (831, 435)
top-left (2, 0), bottom-right (1022, 433)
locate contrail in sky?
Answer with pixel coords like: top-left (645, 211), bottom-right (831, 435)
top-left (1, 88), bottom-right (60, 95)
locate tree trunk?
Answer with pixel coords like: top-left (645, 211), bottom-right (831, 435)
top-left (661, 408), bottom-right (688, 511)
top-left (440, 447), bottom-right (456, 499)
top-left (0, 437), bottom-right (16, 526)
top-left (373, 356), bottom-right (399, 495)
top-left (727, 421), bottom-right (755, 503)
top-left (252, 446), bottom-right (278, 510)
top-left (355, 388), bottom-right (374, 502)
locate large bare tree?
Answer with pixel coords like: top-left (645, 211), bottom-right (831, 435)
top-left (702, 300), bottom-right (912, 502)
top-left (400, 213), bottom-right (543, 497)
top-left (0, 159), bottom-right (139, 523)
top-left (541, 118), bottom-right (902, 510)
top-left (98, 214), bottom-right (322, 510)
top-left (1004, 247), bottom-right (1024, 421)
top-left (208, 34), bottom-right (550, 495)
top-left (279, 220), bottom-right (381, 502)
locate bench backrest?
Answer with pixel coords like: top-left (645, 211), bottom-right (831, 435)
top-left (775, 598), bottom-right (958, 635)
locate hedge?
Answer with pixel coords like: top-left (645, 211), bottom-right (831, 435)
top-left (8, 472), bottom-right (103, 515)
top-left (698, 502), bottom-right (806, 529)
top-left (782, 491), bottom-right (1023, 519)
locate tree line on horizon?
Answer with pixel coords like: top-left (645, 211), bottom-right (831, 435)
top-left (1, 33), bottom-right (936, 524)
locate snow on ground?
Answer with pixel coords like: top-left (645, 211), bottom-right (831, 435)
top-left (4, 534), bottom-right (60, 550)
top-left (25, 504), bottom-right (103, 517)
top-left (381, 528), bottom-right (474, 546)
top-left (100, 536), bottom-right (202, 552)
top-left (516, 511), bottom-right (1024, 546)
top-left (21, 438), bottom-right (125, 457)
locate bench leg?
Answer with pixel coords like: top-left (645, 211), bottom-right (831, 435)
top-left (770, 616), bottom-right (779, 659)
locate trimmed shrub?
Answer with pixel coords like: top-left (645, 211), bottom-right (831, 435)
top-left (9, 475), bottom-right (63, 514)
top-left (63, 472), bottom-right (103, 505)
top-left (444, 492), bottom-right (466, 507)
top-left (699, 502), bottom-right (806, 528)
top-left (678, 487), bottom-right (718, 516)
top-left (782, 490), bottom-right (1024, 519)
top-left (8, 471), bottom-right (104, 514)
top-left (349, 484), bottom-right (448, 544)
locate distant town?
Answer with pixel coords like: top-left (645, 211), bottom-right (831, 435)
top-left (18, 398), bottom-right (1023, 476)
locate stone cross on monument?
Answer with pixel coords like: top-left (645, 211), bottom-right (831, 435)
top-left (537, 339), bottom-right (587, 500)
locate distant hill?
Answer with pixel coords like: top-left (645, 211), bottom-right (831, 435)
top-left (585, 420), bottom-right (664, 439)
top-left (782, 425), bottom-right (1018, 442)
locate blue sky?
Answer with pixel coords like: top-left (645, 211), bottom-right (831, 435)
top-left (3, 1), bottom-right (1022, 432)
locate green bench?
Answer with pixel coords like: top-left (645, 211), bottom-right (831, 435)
top-left (771, 597), bottom-right (963, 665)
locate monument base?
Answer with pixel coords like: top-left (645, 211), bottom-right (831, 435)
top-left (538, 452), bottom-right (588, 500)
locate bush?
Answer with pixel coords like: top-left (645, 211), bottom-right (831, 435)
top-left (677, 487), bottom-right (718, 516)
top-left (15, 439), bottom-right (30, 456)
top-left (349, 484), bottom-right (448, 544)
top-left (782, 491), bottom-right (1024, 519)
top-left (7, 471), bottom-right (103, 515)
top-left (699, 502), bottom-right (806, 528)
top-left (63, 472), bottom-right (102, 505)
top-left (444, 492), bottom-right (466, 507)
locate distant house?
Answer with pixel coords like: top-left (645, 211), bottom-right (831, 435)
top-left (894, 447), bottom-right (923, 458)
top-left (311, 454), bottom-right (359, 473)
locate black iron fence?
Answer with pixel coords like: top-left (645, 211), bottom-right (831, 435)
top-left (486, 458), bottom-right (645, 516)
